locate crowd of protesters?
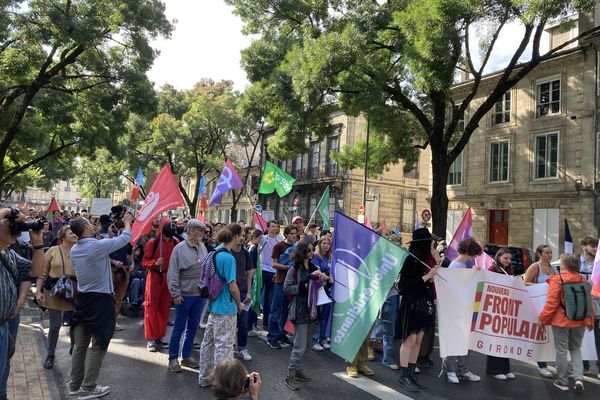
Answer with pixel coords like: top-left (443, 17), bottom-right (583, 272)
top-left (1, 204), bottom-right (600, 400)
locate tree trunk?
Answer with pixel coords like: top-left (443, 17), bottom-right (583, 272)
top-left (430, 145), bottom-right (450, 238)
top-left (189, 198), bottom-right (197, 218)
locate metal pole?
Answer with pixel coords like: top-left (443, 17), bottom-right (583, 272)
top-left (362, 114), bottom-right (371, 208)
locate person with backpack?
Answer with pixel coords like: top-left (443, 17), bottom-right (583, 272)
top-left (166, 219), bottom-right (207, 372)
top-left (142, 220), bottom-right (179, 352)
top-left (539, 253), bottom-right (594, 393)
top-left (198, 224), bottom-right (244, 387)
top-left (524, 244), bottom-right (557, 378)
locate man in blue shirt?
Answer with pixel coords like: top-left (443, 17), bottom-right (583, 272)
top-left (69, 213), bottom-right (133, 400)
top-left (198, 223), bottom-right (243, 387)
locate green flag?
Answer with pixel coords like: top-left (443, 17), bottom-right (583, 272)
top-left (316, 186), bottom-right (330, 230)
top-left (258, 161), bottom-right (295, 197)
top-left (250, 246), bottom-right (263, 315)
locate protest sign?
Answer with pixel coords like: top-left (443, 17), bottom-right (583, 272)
top-left (436, 269), bottom-right (597, 361)
top-left (90, 198), bottom-right (112, 216)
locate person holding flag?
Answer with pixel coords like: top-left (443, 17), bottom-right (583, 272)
top-left (396, 228), bottom-right (440, 393)
top-left (580, 236), bottom-right (600, 376)
top-left (258, 220), bottom-right (282, 330)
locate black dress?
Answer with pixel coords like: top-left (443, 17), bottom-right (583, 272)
top-left (396, 256), bottom-right (434, 340)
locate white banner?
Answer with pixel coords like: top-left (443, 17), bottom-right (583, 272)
top-left (436, 269), bottom-right (596, 362)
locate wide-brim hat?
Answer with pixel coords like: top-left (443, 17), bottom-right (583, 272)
top-left (409, 227), bottom-right (441, 242)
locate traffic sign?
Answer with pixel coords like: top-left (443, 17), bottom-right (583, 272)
top-left (358, 204), bottom-right (365, 215)
top-left (76, 198), bottom-right (82, 204)
top-left (255, 204), bottom-right (262, 213)
top-left (421, 209), bottom-right (432, 222)
top-left (293, 198), bottom-right (299, 207)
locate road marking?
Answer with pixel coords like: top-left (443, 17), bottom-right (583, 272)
top-left (333, 372), bottom-right (415, 400)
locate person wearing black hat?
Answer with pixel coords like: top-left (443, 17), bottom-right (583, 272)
top-left (396, 228), bottom-right (439, 393)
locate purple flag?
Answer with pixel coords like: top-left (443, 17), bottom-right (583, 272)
top-left (446, 207), bottom-right (494, 269)
top-left (208, 160), bottom-right (244, 206)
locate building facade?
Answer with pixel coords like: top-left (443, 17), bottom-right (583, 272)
top-left (259, 112), bottom-right (432, 242)
top-left (8, 180), bottom-right (88, 211)
top-left (447, 13), bottom-right (600, 257)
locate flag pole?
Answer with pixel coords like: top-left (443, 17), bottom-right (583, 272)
top-left (304, 205), bottom-right (319, 234)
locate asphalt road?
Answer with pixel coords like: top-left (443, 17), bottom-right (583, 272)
top-left (48, 309), bottom-right (600, 400)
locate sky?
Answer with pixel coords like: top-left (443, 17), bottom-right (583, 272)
top-left (148, 1), bottom-right (550, 92)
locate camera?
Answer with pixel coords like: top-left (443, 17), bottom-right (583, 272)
top-left (110, 205), bottom-right (126, 222)
top-left (8, 208), bottom-right (44, 235)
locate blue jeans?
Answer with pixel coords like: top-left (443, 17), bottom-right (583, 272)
top-left (237, 291), bottom-right (249, 350)
top-left (129, 277), bottom-right (144, 304)
top-left (267, 283), bottom-right (288, 342)
top-left (312, 303), bottom-right (332, 344)
top-left (0, 315), bottom-right (19, 397)
top-left (380, 295), bottom-right (399, 365)
top-left (168, 296), bottom-right (204, 361)
top-left (261, 271), bottom-right (275, 328)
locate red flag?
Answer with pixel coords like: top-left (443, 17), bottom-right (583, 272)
top-left (200, 195), bottom-right (208, 212)
top-left (129, 184), bottom-right (140, 203)
top-left (130, 164), bottom-right (185, 244)
top-left (364, 216), bottom-right (372, 229)
top-left (47, 197), bottom-right (60, 213)
top-left (252, 211), bottom-right (268, 232)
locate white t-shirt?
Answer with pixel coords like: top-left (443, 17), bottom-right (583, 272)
top-left (448, 259), bottom-right (468, 269)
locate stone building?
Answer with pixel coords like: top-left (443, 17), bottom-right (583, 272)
top-left (9, 180), bottom-right (88, 211)
top-left (447, 12), bottom-right (600, 257)
top-left (259, 112), bottom-right (432, 242)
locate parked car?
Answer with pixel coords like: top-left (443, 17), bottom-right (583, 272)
top-left (483, 244), bottom-right (534, 276)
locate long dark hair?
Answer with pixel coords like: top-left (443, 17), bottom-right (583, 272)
top-left (291, 239), bottom-right (313, 263)
top-left (534, 244), bottom-right (551, 262)
top-left (493, 248), bottom-right (514, 276)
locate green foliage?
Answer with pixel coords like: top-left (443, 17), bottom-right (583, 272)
top-left (0, 0), bottom-right (172, 192)
top-left (125, 80), bottom-right (248, 213)
top-left (75, 148), bottom-right (126, 201)
top-left (228, 0), bottom-right (596, 235)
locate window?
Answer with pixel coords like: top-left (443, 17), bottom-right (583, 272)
top-left (310, 141), bottom-right (320, 171)
top-left (447, 152), bottom-right (463, 185)
top-left (536, 77), bottom-right (560, 117)
top-left (492, 92), bottom-right (511, 125)
top-left (309, 194), bottom-right (317, 217)
top-left (534, 132), bottom-right (559, 179)
top-left (401, 198), bottom-right (415, 227)
top-left (453, 102), bottom-right (465, 132)
top-left (489, 140), bottom-right (509, 182)
top-left (294, 154), bottom-right (302, 177)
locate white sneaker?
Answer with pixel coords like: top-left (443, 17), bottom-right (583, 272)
top-left (312, 343), bottom-right (324, 351)
top-left (538, 367), bottom-right (553, 378)
top-left (505, 372), bottom-right (516, 379)
top-left (492, 374), bottom-right (507, 380)
top-left (322, 342), bottom-right (331, 349)
top-left (447, 372), bottom-right (460, 384)
top-left (240, 349), bottom-right (253, 361)
top-left (78, 385), bottom-right (110, 400)
top-left (247, 329), bottom-right (258, 337)
top-left (459, 371), bottom-right (481, 382)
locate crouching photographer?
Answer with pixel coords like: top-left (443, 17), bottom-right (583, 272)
top-left (0, 207), bottom-right (45, 400)
top-left (211, 359), bottom-right (261, 400)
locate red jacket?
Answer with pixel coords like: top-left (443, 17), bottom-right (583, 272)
top-left (142, 235), bottom-right (178, 273)
top-left (539, 270), bottom-right (594, 328)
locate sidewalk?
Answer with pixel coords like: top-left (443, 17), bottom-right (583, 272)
top-left (6, 294), bottom-right (64, 400)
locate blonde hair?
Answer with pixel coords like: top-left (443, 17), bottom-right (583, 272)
top-left (57, 225), bottom-right (72, 240)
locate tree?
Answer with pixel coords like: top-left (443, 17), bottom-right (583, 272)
top-left (0, 0), bottom-right (172, 191)
top-left (125, 81), bottom-right (242, 216)
top-left (226, 0), bottom-right (598, 236)
top-left (75, 148), bottom-right (126, 201)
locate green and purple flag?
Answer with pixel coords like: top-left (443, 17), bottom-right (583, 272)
top-left (330, 211), bottom-right (409, 361)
